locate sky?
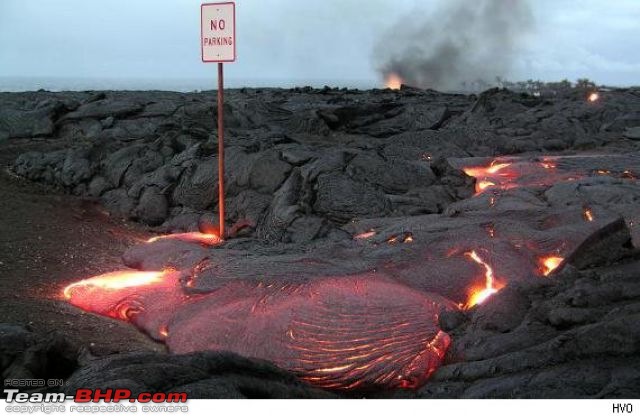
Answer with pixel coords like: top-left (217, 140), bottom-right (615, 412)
top-left (0, 0), bottom-right (639, 91)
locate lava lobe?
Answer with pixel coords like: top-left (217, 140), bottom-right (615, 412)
top-left (64, 271), bottom-right (453, 390)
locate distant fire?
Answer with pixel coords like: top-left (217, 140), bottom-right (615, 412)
top-left (539, 256), bottom-right (564, 276)
top-left (464, 250), bottom-right (504, 308)
top-left (147, 232), bottom-right (223, 246)
top-left (385, 73), bottom-right (403, 90)
top-left (588, 92), bottom-right (600, 102)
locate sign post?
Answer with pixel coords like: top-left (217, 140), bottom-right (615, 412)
top-left (201, 2), bottom-right (236, 239)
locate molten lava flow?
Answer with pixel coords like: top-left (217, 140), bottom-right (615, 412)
top-left (583, 207), bottom-right (594, 222)
top-left (485, 223), bottom-right (496, 238)
top-left (540, 256), bottom-right (564, 276)
top-left (354, 230), bottom-right (376, 240)
top-left (462, 162), bottom-right (511, 178)
top-left (384, 73), bottom-right (403, 90)
top-left (65, 271), bottom-right (454, 391)
top-left (464, 250), bottom-right (503, 308)
top-left (63, 270), bottom-right (167, 299)
top-left (463, 161), bottom-right (513, 194)
top-left (63, 269), bottom-right (180, 321)
top-left (588, 92), bottom-right (600, 102)
top-left (486, 162), bottom-right (511, 174)
top-left (147, 232), bottom-right (223, 246)
top-left (476, 180), bottom-right (496, 193)
top-left (455, 154), bottom-right (640, 198)
top-left (159, 325), bottom-right (169, 338)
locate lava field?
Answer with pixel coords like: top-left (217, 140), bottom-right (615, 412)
top-left (2, 85), bottom-right (640, 398)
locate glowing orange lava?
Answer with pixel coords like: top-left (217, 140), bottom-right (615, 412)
top-left (146, 232), bottom-right (223, 246)
top-left (540, 256), bottom-right (564, 276)
top-left (476, 180), bottom-right (496, 193)
top-left (159, 325), bottom-right (169, 338)
top-left (486, 224), bottom-right (496, 238)
top-left (462, 162), bottom-right (511, 178)
top-left (464, 250), bottom-right (504, 308)
top-left (540, 159), bottom-right (557, 169)
top-left (385, 73), bottom-right (403, 90)
top-left (486, 162), bottom-right (511, 174)
top-left (463, 161), bottom-right (513, 194)
top-left (63, 270), bottom-right (168, 299)
top-left (354, 230), bottom-right (376, 240)
top-left (63, 269), bottom-right (179, 321)
top-left (588, 92), bottom-right (600, 102)
top-left (583, 208), bottom-right (594, 222)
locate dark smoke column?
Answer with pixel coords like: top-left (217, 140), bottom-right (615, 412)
top-left (373, 0), bottom-right (533, 91)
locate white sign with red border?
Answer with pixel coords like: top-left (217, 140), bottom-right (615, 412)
top-left (201, 2), bottom-right (236, 62)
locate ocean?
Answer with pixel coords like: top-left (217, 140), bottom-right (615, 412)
top-left (0, 77), bottom-right (379, 92)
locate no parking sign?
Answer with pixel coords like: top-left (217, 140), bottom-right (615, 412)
top-left (200, 2), bottom-right (236, 239)
top-left (201, 2), bottom-right (236, 62)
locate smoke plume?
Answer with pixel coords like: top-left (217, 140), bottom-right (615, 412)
top-left (373, 0), bottom-right (533, 91)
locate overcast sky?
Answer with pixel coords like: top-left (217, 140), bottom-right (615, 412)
top-left (0, 0), bottom-right (639, 90)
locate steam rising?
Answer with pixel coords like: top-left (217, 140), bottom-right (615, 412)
top-left (374, 0), bottom-right (533, 91)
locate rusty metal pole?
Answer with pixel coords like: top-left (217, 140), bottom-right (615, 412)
top-left (217, 62), bottom-right (225, 239)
